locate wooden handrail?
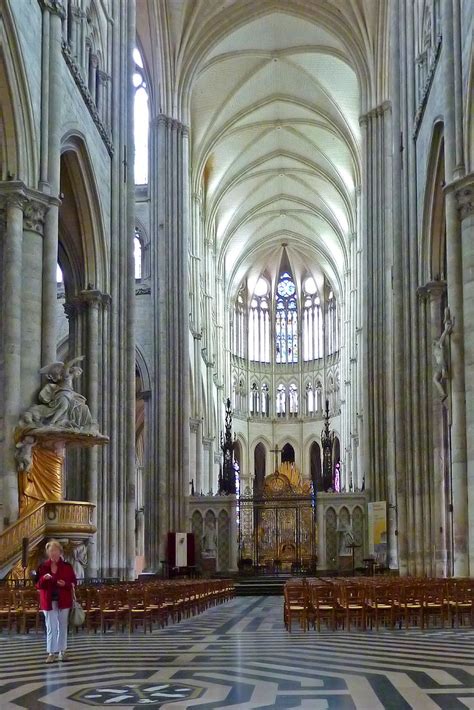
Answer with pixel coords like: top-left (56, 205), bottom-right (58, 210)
top-left (0, 501), bottom-right (96, 571)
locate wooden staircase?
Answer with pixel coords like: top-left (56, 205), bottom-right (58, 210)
top-left (0, 501), bottom-right (95, 578)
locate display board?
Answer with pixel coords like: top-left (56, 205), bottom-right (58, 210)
top-left (368, 501), bottom-right (387, 565)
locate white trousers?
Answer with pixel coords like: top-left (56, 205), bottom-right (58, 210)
top-left (43, 602), bottom-right (70, 654)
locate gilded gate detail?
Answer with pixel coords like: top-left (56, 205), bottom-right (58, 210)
top-left (239, 463), bottom-right (317, 569)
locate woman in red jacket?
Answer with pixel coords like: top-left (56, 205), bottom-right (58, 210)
top-left (36, 539), bottom-right (77, 663)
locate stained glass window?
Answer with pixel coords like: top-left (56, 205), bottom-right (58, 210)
top-left (133, 47), bottom-right (149, 185)
top-left (249, 278), bottom-right (270, 362)
top-left (275, 271), bottom-right (298, 363)
top-left (302, 277), bottom-right (323, 361)
top-left (326, 289), bottom-right (339, 355)
top-left (134, 232), bottom-right (142, 280)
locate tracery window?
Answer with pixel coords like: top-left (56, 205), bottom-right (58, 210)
top-left (249, 278), bottom-right (270, 362)
top-left (233, 289), bottom-right (246, 358)
top-left (134, 232), bottom-right (142, 280)
top-left (133, 47), bottom-right (149, 185)
top-left (289, 384), bottom-right (298, 415)
top-left (315, 381), bottom-right (323, 412)
top-left (306, 383), bottom-right (314, 415)
top-left (302, 277), bottom-right (323, 361)
top-left (326, 289), bottom-right (339, 355)
top-left (261, 384), bottom-right (269, 417)
top-left (250, 383), bottom-right (259, 414)
top-left (276, 384), bottom-right (286, 416)
top-left (275, 271), bottom-right (298, 363)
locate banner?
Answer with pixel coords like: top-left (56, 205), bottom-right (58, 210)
top-left (368, 501), bottom-right (387, 565)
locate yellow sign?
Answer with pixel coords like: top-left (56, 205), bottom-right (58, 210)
top-left (368, 501), bottom-right (387, 565)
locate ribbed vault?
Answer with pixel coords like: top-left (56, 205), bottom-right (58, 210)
top-left (188, 8), bottom-right (362, 294)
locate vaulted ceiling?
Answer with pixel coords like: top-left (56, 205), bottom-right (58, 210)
top-left (137, 0), bottom-right (389, 299)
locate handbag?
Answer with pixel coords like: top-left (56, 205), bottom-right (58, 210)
top-left (70, 587), bottom-right (85, 627)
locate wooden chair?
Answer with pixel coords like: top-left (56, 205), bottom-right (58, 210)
top-left (284, 584), bottom-right (308, 632)
top-left (399, 583), bottom-right (424, 629)
top-left (85, 587), bottom-right (101, 633)
top-left (147, 587), bottom-right (169, 629)
top-left (447, 580), bottom-right (474, 627)
top-left (17, 589), bottom-right (41, 634)
top-left (308, 583), bottom-right (337, 631)
top-left (366, 583), bottom-right (397, 630)
top-left (0, 588), bottom-right (14, 634)
top-left (339, 583), bottom-right (366, 631)
top-left (126, 588), bottom-right (152, 633)
top-left (422, 582), bottom-right (447, 628)
top-left (98, 588), bottom-right (125, 633)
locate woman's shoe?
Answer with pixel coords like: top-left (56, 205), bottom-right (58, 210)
top-left (45, 654), bottom-right (56, 664)
top-left (58, 651), bottom-right (68, 661)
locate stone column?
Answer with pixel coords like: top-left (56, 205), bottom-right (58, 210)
top-left (420, 281), bottom-right (448, 576)
top-left (0, 188), bottom-right (25, 526)
top-left (89, 54), bottom-right (98, 104)
top-left (442, 0), bottom-right (469, 576)
top-left (79, 289), bottom-right (103, 577)
top-left (40, 0), bottom-right (65, 366)
top-left (150, 115), bottom-right (190, 563)
top-left (21, 198), bottom-right (47, 409)
top-left (455, 176), bottom-right (474, 572)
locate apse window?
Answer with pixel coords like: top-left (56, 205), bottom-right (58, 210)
top-left (275, 271), bottom-right (298, 364)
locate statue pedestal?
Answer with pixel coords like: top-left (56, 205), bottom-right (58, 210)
top-left (201, 556), bottom-right (217, 576)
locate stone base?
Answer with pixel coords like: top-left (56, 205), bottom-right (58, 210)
top-left (201, 557), bottom-right (217, 576)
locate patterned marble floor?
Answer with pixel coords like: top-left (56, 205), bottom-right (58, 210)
top-left (1, 596), bottom-right (474, 710)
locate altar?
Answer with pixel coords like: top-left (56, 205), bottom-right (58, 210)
top-left (239, 463), bottom-right (317, 570)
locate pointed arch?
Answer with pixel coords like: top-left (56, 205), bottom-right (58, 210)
top-left (60, 133), bottom-right (108, 292)
top-left (0, 5), bottom-right (37, 183)
top-left (421, 120), bottom-right (446, 283)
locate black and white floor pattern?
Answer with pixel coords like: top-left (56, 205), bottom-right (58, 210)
top-left (1, 596), bottom-right (474, 709)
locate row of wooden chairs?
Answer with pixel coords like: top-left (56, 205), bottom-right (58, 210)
top-left (0, 579), bottom-right (235, 635)
top-left (284, 577), bottom-right (474, 632)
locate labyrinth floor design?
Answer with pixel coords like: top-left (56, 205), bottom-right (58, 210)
top-left (1, 596), bottom-right (474, 709)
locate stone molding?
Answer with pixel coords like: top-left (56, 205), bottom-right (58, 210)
top-left (359, 101), bottom-right (391, 126)
top-left (413, 36), bottom-right (442, 139)
top-left (153, 114), bottom-right (189, 137)
top-left (61, 41), bottom-right (114, 156)
top-left (135, 286), bottom-right (151, 296)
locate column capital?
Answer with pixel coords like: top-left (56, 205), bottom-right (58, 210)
top-left (39, 0), bottom-right (66, 18)
top-left (153, 114), bottom-right (189, 136)
top-left (79, 288), bottom-right (111, 308)
top-left (137, 390), bottom-right (151, 402)
top-left (97, 70), bottom-right (110, 85)
top-left (0, 180), bottom-right (60, 210)
top-left (189, 417), bottom-right (201, 433)
top-left (417, 279), bottom-right (447, 301)
top-left (453, 174), bottom-right (474, 220)
top-left (23, 200), bottom-right (48, 235)
top-left (63, 301), bottom-right (78, 321)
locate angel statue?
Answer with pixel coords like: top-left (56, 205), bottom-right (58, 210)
top-left (19, 356), bottom-right (94, 431)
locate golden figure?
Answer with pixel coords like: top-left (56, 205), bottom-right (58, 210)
top-left (18, 443), bottom-right (63, 514)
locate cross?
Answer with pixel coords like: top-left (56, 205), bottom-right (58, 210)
top-left (269, 444), bottom-right (281, 473)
